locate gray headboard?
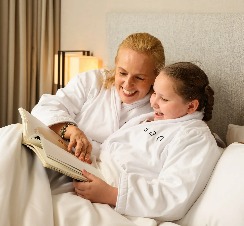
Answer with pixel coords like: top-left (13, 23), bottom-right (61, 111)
top-left (106, 12), bottom-right (244, 142)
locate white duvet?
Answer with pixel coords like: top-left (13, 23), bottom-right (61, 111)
top-left (0, 124), bottom-right (159, 226)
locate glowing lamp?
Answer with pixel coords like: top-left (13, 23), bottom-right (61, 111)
top-left (54, 50), bottom-right (102, 88)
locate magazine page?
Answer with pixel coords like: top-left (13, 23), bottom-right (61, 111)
top-left (26, 143), bottom-right (88, 181)
top-left (39, 134), bottom-right (105, 180)
top-left (19, 107), bottom-right (46, 138)
top-left (19, 107), bottom-right (68, 150)
top-left (36, 127), bottom-right (68, 151)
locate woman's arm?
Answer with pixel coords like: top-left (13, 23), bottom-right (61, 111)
top-left (50, 123), bottom-right (92, 163)
top-left (32, 71), bottom-right (104, 163)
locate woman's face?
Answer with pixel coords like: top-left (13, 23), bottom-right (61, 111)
top-left (115, 47), bottom-right (156, 104)
top-left (150, 72), bottom-right (192, 121)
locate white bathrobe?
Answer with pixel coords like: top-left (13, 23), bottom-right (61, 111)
top-left (97, 111), bottom-right (223, 222)
top-left (31, 69), bottom-right (153, 148)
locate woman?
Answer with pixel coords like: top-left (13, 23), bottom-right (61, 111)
top-left (73, 62), bottom-right (222, 222)
top-left (31, 32), bottom-right (165, 162)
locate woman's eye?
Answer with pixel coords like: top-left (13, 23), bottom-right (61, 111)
top-left (119, 72), bottom-right (127, 76)
top-left (136, 76), bottom-right (144, 81)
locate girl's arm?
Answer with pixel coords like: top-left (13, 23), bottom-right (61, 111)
top-left (73, 170), bottom-right (118, 206)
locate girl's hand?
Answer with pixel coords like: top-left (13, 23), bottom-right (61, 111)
top-left (73, 170), bottom-right (118, 206)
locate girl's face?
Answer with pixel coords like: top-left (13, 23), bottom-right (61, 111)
top-left (150, 72), bottom-right (195, 121)
top-left (115, 47), bottom-right (156, 104)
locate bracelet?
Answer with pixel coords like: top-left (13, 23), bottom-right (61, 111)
top-left (60, 122), bottom-right (76, 140)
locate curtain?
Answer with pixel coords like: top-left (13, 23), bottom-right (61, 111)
top-left (0, 0), bottom-right (60, 127)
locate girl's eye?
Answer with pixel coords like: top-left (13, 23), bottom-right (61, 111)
top-left (161, 97), bottom-right (168, 102)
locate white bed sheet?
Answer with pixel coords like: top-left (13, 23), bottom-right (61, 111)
top-left (0, 124), bottom-right (158, 226)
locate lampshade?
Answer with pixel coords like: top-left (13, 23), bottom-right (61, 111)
top-left (54, 51), bottom-right (102, 88)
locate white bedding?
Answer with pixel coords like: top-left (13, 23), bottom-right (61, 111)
top-left (0, 124), bottom-right (158, 226)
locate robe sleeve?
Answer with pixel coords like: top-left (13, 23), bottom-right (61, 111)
top-left (31, 70), bottom-right (104, 126)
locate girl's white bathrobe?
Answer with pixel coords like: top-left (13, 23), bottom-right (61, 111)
top-left (31, 69), bottom-right (152, 153)
top-left (98, 111), bottom-right (222, 222)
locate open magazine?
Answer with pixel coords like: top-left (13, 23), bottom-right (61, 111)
top-left (18, 107), bottom-right (104, 181)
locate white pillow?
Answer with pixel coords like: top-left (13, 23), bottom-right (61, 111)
top-left (176, 143), bottom-right (244, 226)
top-left (226, 124), bottom-right (244, 146)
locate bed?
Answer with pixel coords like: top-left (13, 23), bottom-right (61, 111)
top-left (0, 12), bottom-right (243, 226)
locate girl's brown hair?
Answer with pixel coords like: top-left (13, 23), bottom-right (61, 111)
top-left (163, 62), bottom-right (214, 121)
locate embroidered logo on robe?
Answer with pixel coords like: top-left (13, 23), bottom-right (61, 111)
top-left (143, 127), bottom-right (164, 141)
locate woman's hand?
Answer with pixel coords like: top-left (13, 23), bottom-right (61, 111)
top-left (73, 170), bottom-right (118, 206)
top-left (65, 126), bottom-right (92, 163)
top-left (50, 123), bottom-right (92, 163)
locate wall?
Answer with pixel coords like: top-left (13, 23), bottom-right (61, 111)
top-left (61, 0), bottom-right (244, 68)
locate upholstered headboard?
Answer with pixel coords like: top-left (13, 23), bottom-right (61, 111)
top-left (106, 12), bottom-right (244, 142)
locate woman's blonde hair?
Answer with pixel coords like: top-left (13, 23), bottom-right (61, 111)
top-left (104, 32), bottom-right (165, 88)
